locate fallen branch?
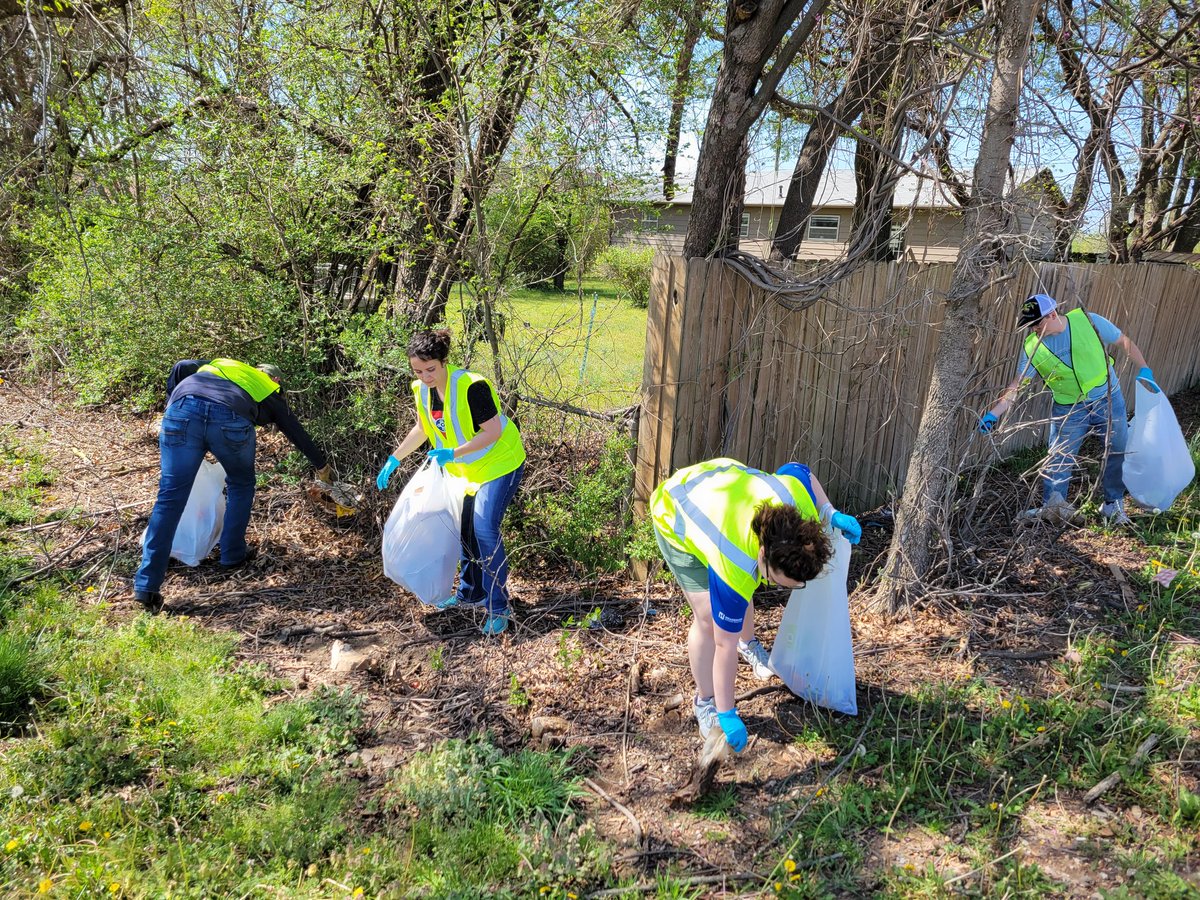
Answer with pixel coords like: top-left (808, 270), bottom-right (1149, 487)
top-left (976, 648), bottom-right (1060, 661)
top-left (1083, 733), bottom-right (1160, 804)
top-left (10, 498), bottom-right (154, 533)
top-left (585, 870), bottom-right (766, 898)
top-left (3, 523), bottom-right (99, 588)
top-left (583, 777), bottom-right (643, 849)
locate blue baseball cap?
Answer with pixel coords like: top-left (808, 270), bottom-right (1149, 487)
top-left (1018, 293), bottom-right (1057, 327)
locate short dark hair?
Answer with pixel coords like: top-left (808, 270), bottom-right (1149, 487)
top-left (751, 503), bottom-right (832, 584)
top-left (407, 329), bottom-right (452, 362)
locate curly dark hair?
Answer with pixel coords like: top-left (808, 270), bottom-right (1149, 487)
top-left (750, 503), bottom-right (832, 585)
top-left (407, 328), bottom-right (453, 362)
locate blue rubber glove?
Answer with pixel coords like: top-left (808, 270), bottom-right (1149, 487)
top-left (427, 447), bottom-right (456, 467)
top-left (376, 455), bottom-right (400, 491)
top-left (831, 511), bottom-right (862, 545)
top-left (1137, 366), bottom-right (1160, 393)
top-left (978, 412), bottom-right (998, 434)
top-left (716, 709), bottom-right (748, 752)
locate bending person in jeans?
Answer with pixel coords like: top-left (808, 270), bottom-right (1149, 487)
top-left (376, 329), bottom-right (526, 636)
top-left (134, 359), bottom-right (332, 613)
top-left (979, 294), bottom-right (1158, 524)
top-left (649, 458), bottom-right (861, 752)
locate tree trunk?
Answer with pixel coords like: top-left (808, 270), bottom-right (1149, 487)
top-left (877, 0), bottom-right (1038, 610)
top-left (683, 0), bottom-right (831, 258)
top-left (663, 4), bottom-right (702, 201)
top-left (769, 40), bottom-right (892, 261)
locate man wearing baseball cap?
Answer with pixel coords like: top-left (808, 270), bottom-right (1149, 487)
top-left (978, 294), bottom-right (1158, 524)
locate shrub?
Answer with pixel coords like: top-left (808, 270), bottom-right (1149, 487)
top-left (595, 245), bottom-right (654, 308)
top-left (524, 433), bottom-right (636, 573)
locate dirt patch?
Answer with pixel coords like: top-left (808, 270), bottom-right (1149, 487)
top-left (3, 376), bottom-right (1199, 892)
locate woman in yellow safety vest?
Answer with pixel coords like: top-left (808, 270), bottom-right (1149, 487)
top-left (376, 329), bottom-right (526, 635)
top-left (650, 459), bottom-right (861, 751)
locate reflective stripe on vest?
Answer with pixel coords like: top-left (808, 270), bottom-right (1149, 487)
top-left (667, 468), bottom-right (791, 582)
top-left (421, 371), bottom-right (516, 464)
top-left (657, 460), bottom-right (816, 595)
top-left (413, 366), bottom-right (526, 486)
top-left (197, 358), bottom-right (279, 402)
top-left (1023, 309), bottom-right (1113, 405)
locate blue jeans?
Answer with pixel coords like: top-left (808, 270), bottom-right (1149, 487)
top-left (135, 396), bottom-right (257, 593)
top-left (1045, 388), bottom-right (1128, 505)
top-left (459, 464), bottom-right (524, 615)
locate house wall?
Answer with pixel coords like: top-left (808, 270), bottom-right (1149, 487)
top-left (612, 203), bottom-right (966, 261)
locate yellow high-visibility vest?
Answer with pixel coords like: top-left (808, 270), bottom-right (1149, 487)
top-left (650, 458), bottom-right (819, 601)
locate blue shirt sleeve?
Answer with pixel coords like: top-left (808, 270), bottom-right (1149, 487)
top-left (1087, 313), bottom-right (1121, 345)
top-left (776, 462), bottom-right (815, 506)
top-left (707, 567), bottom-right (749, 634)
top-left (1015, 350), bottom-right (1037, 384)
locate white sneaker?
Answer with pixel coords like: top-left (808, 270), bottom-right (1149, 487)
top-left (1041, 492), bottom-right (1079, 524)
top-left (693, 696), bottom-right (719, 738)
top-left (738, 638), bottom-right (774, 680)
top-left (1101, 501), bottom-right (1132, 526)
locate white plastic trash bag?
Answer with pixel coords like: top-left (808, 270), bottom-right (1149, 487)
top-left (141, 459), bottom-right (226, 566)
top-left (1123, 380), bottom-right (1195, 512)
top-left (382, 459), bottom-right (467, 604)
top-left (768, 533), bottom-right (857, 715)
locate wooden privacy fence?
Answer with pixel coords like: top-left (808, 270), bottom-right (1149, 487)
top-left (634, 255), bottom-right (1200, 514)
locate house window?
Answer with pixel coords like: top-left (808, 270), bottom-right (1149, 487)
top-left (888, 225), bottom-right (907, 254)
top-left (740, 213), bottom-right (751, 238)
top-left (807, 214), bottom-right (840, 241)
top-left (640, 209), bottom-right (661, 229)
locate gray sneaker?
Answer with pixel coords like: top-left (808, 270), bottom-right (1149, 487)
top-left (693, 696), bottom-right (719, 738)
top-left (738, 638), bottom-right (774, 680)
top-left (1101, 500), bottom-right (1132, 526)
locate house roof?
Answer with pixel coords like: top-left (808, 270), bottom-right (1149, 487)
top-left (644, 167), bottom-right (1052, 210)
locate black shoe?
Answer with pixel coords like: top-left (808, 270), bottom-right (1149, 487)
top-left (219, 547), bottom-right (259, 570)
top-left (133, 590), bottom-right (164, 615)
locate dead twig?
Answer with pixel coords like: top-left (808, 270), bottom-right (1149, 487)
top-left (583, 777), bottom-right (643, 849)
top-left (1084, 733), bottom-right (1160, 804)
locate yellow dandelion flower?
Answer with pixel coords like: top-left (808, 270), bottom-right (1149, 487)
top-left (989, 802), bottom-right (999, 811)
top-left (78, 821), bottom-right (92, 832)
top-left (1093, 681), bottom-right (1102, 689)
top-left (1156, 678), bottom-right (1166, 685)
top-left (1001, 699), bottom-right (1012, 709)
top-left (361, 847), bottom-right (371, 855)
top-left (784, 859), bottom-right (797, 873)
top-left (38, 878), bottom-right (53, 894)
top-left (815, 787), bottom-right (824, 797)
top-left (85, 586), bottom-right (96, 593)
top-left (540, 889), bottom-right (551, 896)
top-left (1036, 726), bottom-right (1046, 733)
top-left (109, 883), bottom-right (121, 894)
top-left (568, 894), bottom-right (578, 900)
top-left (790, 873), bottom-right (802, 881)
top-left (1022, 704), bottom-right (1030, 713)
top-left (774, 883), bottom-right (783, 892)
top-left (903, 863), bottom-right (915, 871)
top-left (1136, 604), bottom-right (1146, 612)
top-left (1121, 650), bottom-right (1129, 657)
top-left (103, 832), bottom-right (111, 839)
top-left (5, 838), bottom-right (18, 851)
top-left (352, 889), bottom-right (364, 898)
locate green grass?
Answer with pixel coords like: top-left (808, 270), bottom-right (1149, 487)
top-left (758, 479), bottom-right (1200, 896)
top-left (0, 435), bottom-right (613, 899)
top-left (448, 276), bottom-right (648, 412)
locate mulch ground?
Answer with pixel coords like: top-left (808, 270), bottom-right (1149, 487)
top-left (3, 376), bottom-right (1198, 894)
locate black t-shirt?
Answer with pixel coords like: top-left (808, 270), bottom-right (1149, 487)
top-left (429, 381), bottom-right (498, 437)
